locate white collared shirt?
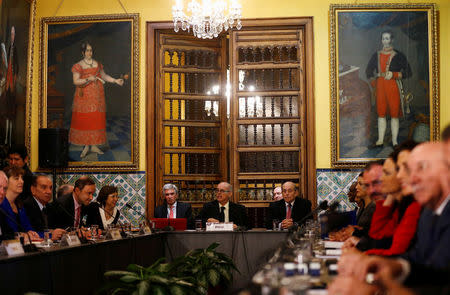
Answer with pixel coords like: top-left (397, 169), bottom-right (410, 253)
top-left (99, 206), bottom-right (118, 229)
top-left (219, 201), bottom-right (230, 222)
top-left (434, 194), bottom-right (450, 216)
top-left (166, 201), bottom-right (178, 218)
top-left (33, 196), bottom-right (45, 211)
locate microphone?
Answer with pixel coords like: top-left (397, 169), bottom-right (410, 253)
top-left (52, 201), bottom-right (89, 243)
top-left (0, 207), bottom-right (38, 252)
top-left (295, 200), bottom-right (329, 227)
top-left (125, 203), bottom-right (153, 231)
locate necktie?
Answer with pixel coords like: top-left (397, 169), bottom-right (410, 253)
top-left (286, 203), bottom-right (292, 219)
top-left (219, 206), bottom-right (225, 222)
top-left (42, 207), bottom-right (48, 228)
top-left (74, 206), bottom-right (81, 227)
top-left (169, 205), bottom-right (174, 218)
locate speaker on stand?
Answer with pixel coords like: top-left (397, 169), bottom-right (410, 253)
top-left (39, 128), bottom-right (69, 199)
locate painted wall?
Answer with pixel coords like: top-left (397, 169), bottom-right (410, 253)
top-left (30, 0), bottom-right (449, 170)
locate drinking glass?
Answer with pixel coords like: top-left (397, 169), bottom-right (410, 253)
top-left (272, 219), bottom-right (280, 231)
top-left (195, 219), bottom-right (202, 231)
top-left (90, 225), bottom-right (99, 240)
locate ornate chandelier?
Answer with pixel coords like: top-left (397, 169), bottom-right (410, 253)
top-left (172, 0), bottom-right (242, 39)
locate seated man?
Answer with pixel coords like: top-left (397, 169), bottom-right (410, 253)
top-left (23, 173), bottom-right (65, 240)
top-left (266, 181), bottom-right (311, 229)
top-left (47, 176), bottom-right (95, 229)
top-left (272, 186), bottom-right (283, 201)
top-left (7, 145), bottom-right (33, 202)
top-left (56, 184), bottom-right (74, 199)
top-left (197, 182), bottom-right (249, 229)
top-left (154, 183), bottom-right (194, 229)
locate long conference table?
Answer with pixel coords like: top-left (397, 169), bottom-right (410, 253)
top-left (0, 230), bottom-right (288, 295)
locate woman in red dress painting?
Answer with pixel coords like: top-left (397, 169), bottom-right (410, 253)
top-left (69, 42), bottom-right (124, 159)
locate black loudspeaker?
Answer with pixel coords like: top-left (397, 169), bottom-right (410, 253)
top-left (39, 128), bottom-right (69, 168)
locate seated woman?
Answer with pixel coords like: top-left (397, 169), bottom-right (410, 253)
top-left (86, 185), bottom-right (120, 230)
top-left (0, 167), bottom-right (39, 240)
top-left (329, 172), bottom-right (374, 241)
top-left (344, 141), bottom-right (421, 256)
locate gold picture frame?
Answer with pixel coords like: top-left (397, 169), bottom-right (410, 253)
top-left (39, 14), bottom-right (139, 171)
top-left (0, 0), bottom-right (36, 161)
top-left (330, 3), bottom-right (439, 168)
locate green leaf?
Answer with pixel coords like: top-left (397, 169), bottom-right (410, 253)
top-left (147, 275), bottom-right (170, 285)
top-left (157, 263), bottom-right (171, 273)
top-left (127, 264), bottom-right (145, 273)
top-left (105, 270), bottom-right (137, 277)
top-left (151, 285), bottom-right (166, 295)
top-left (198, 274), bottom-right (208, 288)
top-left (217, 267), bottom-right (231, 283)
top-left (169, 285), bottom-right (185, 295)
top-left (136, 280), bottom-right (150, 295)
top-left (120, 275), bottom-right (140, 283)
top-left (206, 242), bottom-right (220, 252)
top-left (207, 269), bottom-right (220, 287)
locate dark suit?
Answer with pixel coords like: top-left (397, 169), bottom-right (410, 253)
top-left (266, 197), bottom-right (312, 229)
top-left (47, 194), bottom-right (87, 229)
top-left (0, 207), bottom-right (15, 240)
top-left (198, 200), bottom-right (249, 229)
top-left (403, 200), bottom-right (450, 269)
top-left (23, 196), bottom-right (48, 234)
top-left (154, 201), bottom-right (194, 229)
top-left (85, 202), bottom-right (120, 230)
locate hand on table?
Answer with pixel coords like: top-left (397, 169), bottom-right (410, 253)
top-left (281, 218), bottom-right (293, 229)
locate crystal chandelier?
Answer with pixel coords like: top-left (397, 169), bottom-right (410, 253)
top-left (172, 0), bottom-right (242, 39)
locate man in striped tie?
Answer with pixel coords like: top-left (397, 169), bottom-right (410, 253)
top-left (154, 183), bottom-right (194, 229)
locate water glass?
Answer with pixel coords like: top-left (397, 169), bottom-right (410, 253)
top-left (195, 219), bottom-right (202, 231)
top-left (90, 225), bottom-right (99, 240)
top-left (272, 219), bottom-right (280, 231)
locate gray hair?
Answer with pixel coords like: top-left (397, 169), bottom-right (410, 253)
top-left (162, 183), bottom-right (178, 195)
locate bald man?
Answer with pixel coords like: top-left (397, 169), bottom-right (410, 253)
top-left (197, 182), bottom-right (249, 229)
top-left (266, 181), bottom-right (312, 229)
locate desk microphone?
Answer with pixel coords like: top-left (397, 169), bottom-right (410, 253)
top-left (125, 203), bottom-right (153, 230)
top-left (52, 201), bottom-right (89, 243)
top-left (93, 201), bottom-right (127, 237)
top-left (0, 207), bottom-right (38, 252)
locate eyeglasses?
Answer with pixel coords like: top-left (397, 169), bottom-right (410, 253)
top-left (215, 189), bottom-right (231, 194)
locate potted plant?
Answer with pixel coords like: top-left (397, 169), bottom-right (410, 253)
top-left (101, 258), bottom-right (198, 295)
top-left (173, 242), bottom-right (239, 295)
top-left (100, 243), bottom-right (237, 295)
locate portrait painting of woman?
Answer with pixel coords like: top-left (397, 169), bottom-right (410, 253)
top-left (70, 42), bottom-right (124, 159)
top-left (41, 15), bottom-right (139, 169)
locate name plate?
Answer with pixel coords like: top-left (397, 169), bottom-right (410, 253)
top-left (61, 233), bottom-right (81, 247)
top-left (325, 249), bottom-right (342, 256)
top-left (4, 240), bottom-right (25, 256)
top-left (106, 229), bottom-right (122, 240)
top-left (205, 222), bottom-right (234, 231)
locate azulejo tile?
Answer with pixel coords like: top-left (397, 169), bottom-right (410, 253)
top-left (56, 172), bottom-right (146, 226)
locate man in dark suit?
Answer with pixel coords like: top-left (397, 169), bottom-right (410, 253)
top-left (154, 183), bottom-right (194, 229)
top-left (47, 176), bottom-right (95, 229)
top-left (7, 145), bottom-right (33, 202)
top-left (23, 173), bottom-right (66, 240)
top-left (198, 182), bottom-right (249, 229)
top-left (266, 181), bottom-right (312, 229)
